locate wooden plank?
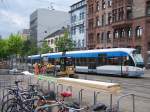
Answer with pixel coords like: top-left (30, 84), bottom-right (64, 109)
top-left (57, 78), bottom-right (121, 94)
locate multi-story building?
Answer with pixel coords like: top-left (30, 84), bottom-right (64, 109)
top-left (44, 27), bottom-right (66, 52)
top-left (18, 29), bottom-right (30, 40)
top-left (30, 8), bottom-right (69, 47)
top-left (111, 0), bottom-right (150, 64)
top-left (69, 0), bottom-right (87, 49)
top-left (87, 0), bottom-right (150, 64)
top-left (87, 0), bottom-right (113, 49)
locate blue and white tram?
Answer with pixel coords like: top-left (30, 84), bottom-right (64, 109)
top-left (28, 48), bottom-right (144, 77)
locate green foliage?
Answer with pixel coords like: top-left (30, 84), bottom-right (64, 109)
top-left (0, 34), bottom-right (39, 59)
top-left (39, 41), bottom-right (53, 54)
top-left (28, 42), bottom-right (38, 55)
top-left (7, 34), bottom-right (23, 55)
top-left (21, 40), bottom-right (38, 56)
top-left (55, 30), bottom-right (75, 52)
top-left (0, 39), bottom-right (9, 58)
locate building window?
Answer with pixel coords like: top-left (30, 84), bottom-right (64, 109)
top-left (88, 33), bottom-right (94, 45)
top-left (108, 0), bottom-right (112, 7)
top-left (102, 14), bottom-right (106, 26)
top-left (96, 1), bottom-right (100, 11)
top-left (97, 33), bottom-right (100, 44)
top-left (127, 27), bottom-right (132, 38)
top-left (71, 15), bottom-right (77, 22)
top-left (79, 12), bottom-right (85, 20)
top-left (51, 39), bottom-right (54, 44)
top-left (108, 12), bottom-right (112, 25)
top-left (135, 26), bottom-right (143, 37)
top-left (96, 16), bottom-right (100, 27)
top-left (71, 27), bottom-right (76, 35)
top-left (102, 0), bottom-right (106, 9)
top-left (88, 19), bottom-right (94, 29)
top-left (127, 7), bottom-right (132, 20)
top-left (89, 4), bottom-right (94, 14)
top-left (48, 40), bottom-right (50, 45)
top-left (107, 31), bottom-right (111, 43)
top-left (78, 40), bottom-right (81, 48)
top-left (146, 1), bottom-right (150, 16)
top-left (114, 30), bottom-right (119, 39)
top-left (120, 29), bottom-right (125, 38)
top-left (112, 9), bottom-right (117, 22)
top-left (118, 7), bottom-right (124, 21)
top-left (101, 33), bottom-right (104, 43)
top-left (79, 25), bottom-right (84, 34)
top-left (82, 39), bottom-right (85, 47)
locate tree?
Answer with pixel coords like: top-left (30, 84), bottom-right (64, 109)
top-left (55, 30), bottom-right (75, 52)
top-left (7, 34), bottom-right (23, 55)
top-left (39, 41), bottom-right (53, 54)
top-left (0, 39), bottom-right (9, 59)
top-left (28, 41), bottom-right (38, 55)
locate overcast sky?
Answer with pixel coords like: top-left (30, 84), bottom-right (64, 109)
top-left (0, 0), bottom-right (78, 38)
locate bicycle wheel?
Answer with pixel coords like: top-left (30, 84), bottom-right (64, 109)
top-left (5, 103), bottom-right (21, 112)
top-left (1, 98), bottom-right (14, 112)
top-left (1, 92), bottom-right (14, 103)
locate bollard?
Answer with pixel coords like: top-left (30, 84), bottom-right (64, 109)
top-left (117, 93), bottom-right (135, 112)
top-left (48, 81), bottom-right (51, 91)
top-left (110, 94), bottom-right (113, 110)
top-left (78, 89), bottom-right (84, 105)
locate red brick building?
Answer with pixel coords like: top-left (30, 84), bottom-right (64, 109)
top-left (87, 0), bottom-right (150, 64)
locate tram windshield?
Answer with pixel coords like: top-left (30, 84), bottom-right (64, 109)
top-left (132, 51), bottom-right (144, 68)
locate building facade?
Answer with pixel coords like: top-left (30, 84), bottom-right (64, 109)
top-left (87, 0), bottom-right (150, 64)
top-left (70, 0), bottom-right (87, 49)
top-left (30, 8), bottom-right (69, 47)
top-left (18, 29), bottom-right (30, 40)
top-left (44, 27), bottom-right (66, 52)
top-left (87, 0), bottom-right (113, 49)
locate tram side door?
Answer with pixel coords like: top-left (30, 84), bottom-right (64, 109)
top-left (88, 58), bottom-right (96, 73)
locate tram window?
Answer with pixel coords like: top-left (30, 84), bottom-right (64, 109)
top-left (75, 58), bottom-right (80, 66)
top-left (128, 56), bottom-right (135, 66)
top-left (107, 57), bottom-right (120, 65)
top-left (83, 58), bottom-right (87, 66)
top-left (88, 58), bottom-right (96, 62)
top-left (98, 54), bottom-right (107, 65)
top-left (79, 58), bottom-right (83, 66)
top-left (65, 58), bottom-right (73, 66)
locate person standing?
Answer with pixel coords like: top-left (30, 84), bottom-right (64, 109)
top-left (34, 63), bottom-right (39, 75)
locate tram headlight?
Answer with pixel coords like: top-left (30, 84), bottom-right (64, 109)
top-left (69, 67), bottom-right (73, 70)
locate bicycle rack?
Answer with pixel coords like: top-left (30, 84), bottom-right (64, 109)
top-left (93, 91), bottom-right (100, 105)
top-left (78, 89), bottom-right (84, 105)
top-left (48, 81), bottom-right (56, 92)
top-left (66, 86), bottom-right (72, 93)
top-left (117, 93), bottom-right (135, 112)
top-left (56, 84), bottom-right (63, 96)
